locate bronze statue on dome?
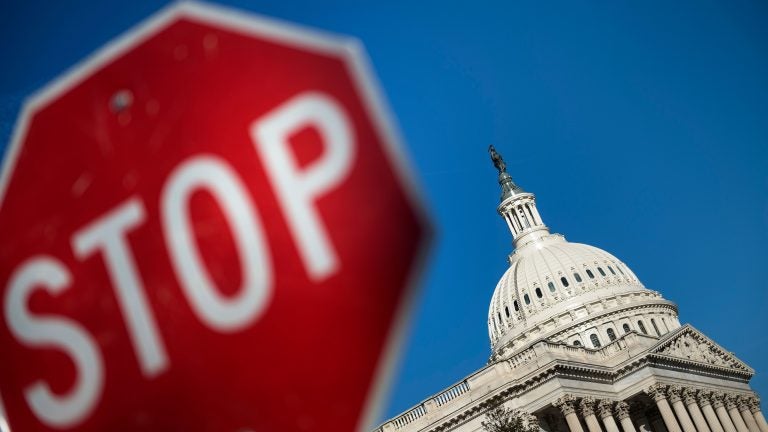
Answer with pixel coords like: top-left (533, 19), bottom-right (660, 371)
top-left (488, 145), bottom-right (506, 174)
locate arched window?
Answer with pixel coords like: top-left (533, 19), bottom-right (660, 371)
top-left (622, 323), bottom-right (631, 333)
top-left (560, 277), bottom-right (569, 287)
top-left (607, 328), bottom-right (617, 341)
top-left (573, 340), bottom-right (582, 346)
top-left (524, 294), bottom-right (531, 305)
top-left (504, 306), bottom-right (510, 318)
top-left (590, 334), bottom-right (601, 348)
top-left (573, 272), bottom-right (582, 282)
top-left (637, 320), bottom-right (648, 334)
top-left (651, 319), bottom-right (661, 336)
top-left (617, 265), bottom-right (625, 275)
top-left (608, 265), bottom-right (616, 275)
top-left (498, 312), bottom-right (503, 324)
top-left (513, 300), bottom-right (519, 311)
top-left (535, 287), bottom-right (543, 298)
top-left (598, 267), bottom-right (606, 277)
top-left (586, 269), bottom-right (595, 279)
top-left (548, 281), bottom-right (556, 292)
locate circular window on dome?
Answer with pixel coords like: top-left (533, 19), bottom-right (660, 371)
top-left (586, 269), bottom-right (595, 279)
top-left (524, 294), bottom-right (531, 305)
top-left (535, 287), bottom-right (543, 298)
top-left (547, 281), bottom-right (555, 293)
top-left (573, 272), bottom-right (582, 283)
top-left (597, 267), bottom-right (606, 277)
top-left (560, 277), bottom-right (569, 287)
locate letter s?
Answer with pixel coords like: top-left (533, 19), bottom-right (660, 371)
top-left (5, 256), bottom-right (104, 428)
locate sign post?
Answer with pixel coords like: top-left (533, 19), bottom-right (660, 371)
top-left (0, 3), bottom-right (430, 431)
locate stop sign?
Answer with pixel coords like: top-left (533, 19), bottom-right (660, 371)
top-left (0, 3), bottom-right (430, 431)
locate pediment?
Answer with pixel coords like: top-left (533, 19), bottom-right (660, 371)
top-left (650, 325), bottom-right (753, 374)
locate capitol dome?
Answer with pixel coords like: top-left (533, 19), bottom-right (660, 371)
top-left (486, 146), bottom-right (679, 360)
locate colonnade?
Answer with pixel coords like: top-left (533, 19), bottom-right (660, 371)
top-left (553, 387), bottom-right (767, 432)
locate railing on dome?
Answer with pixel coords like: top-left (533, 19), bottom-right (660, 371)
top-left (385, 379), bottom-right (471, 429)
top-left (433, 380), bottom-right (470, 406)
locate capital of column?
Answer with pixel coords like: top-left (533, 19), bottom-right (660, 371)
top-left (682, 388), bottom-right (698, 406)
top-left (554, 394), bottom-right (578, 416)
top-left (737, 396), bottom-right (752, 413)
top-left (598, 400), bottom-right (615, 420)
top-left (667, 385), bottom-right (683, 404)
top-left (697, 390), bottom-right (713, 408)
top-left (581, 397), bottom-right (597, 417)
top-left (615, 401), bottom-right (631, 421)
top-left (646, 384), bottom-right (669, 402)
top-left (712, 392), bottom-right (726, 409)
top-left (724, 394), bottom-right (738, 411)
top-left (747, 396), bottom-right (761, 414)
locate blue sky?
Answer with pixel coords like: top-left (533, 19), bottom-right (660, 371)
top-left (1, 0), bottom-right (767, 424)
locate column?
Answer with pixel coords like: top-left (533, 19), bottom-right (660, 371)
top-left (682, 388), bottom-right (711, 432)
top-left (713, 392), bottom-right (738, 432)
top-left (555, 394), bottom-right (585, 432)
top-left (667, 386), bottom-right (697, 432)
top-left (725, 394), bottom-right (751, 432)
top-left (747, 396), bottom-right (768, 432)
top-left (646, 384), bottom-right (683, 432)
top-left (737, 397), bottom-right (760, 432)
top-left (613, 401), bottom-right (636, 432)
top-left (581, 397), bottom-right (605, 432)
top-left (598, 400), bottom-right (621, 432)
top-left (697, 390), bottom-right (725, 432)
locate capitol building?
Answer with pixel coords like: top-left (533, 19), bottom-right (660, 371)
top-left (374, 148), bottom-right (767, 432)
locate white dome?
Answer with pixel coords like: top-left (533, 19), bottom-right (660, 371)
top-left (484, 147), bottom-right (679, 359)
top-left (487, 233), bottom-right (649, 351)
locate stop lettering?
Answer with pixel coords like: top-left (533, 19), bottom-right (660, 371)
top-left (0, 3), bottom-right (430, 432)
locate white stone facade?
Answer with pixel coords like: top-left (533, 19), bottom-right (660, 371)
top-left (374, 152), bottom-right (766, 432)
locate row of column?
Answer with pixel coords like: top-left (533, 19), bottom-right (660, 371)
top-left (644, 385), bottom-right (767, 432)
top-left (553, 387), bottom-right (768, 432)
top-left (554, 395), bottom-right (637, 432)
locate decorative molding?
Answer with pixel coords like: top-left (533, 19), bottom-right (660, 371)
top-left (747, 396), bottom-right (761, 414)
top-left (653, 328), bottom-right (752, 373)
top-left (696, 390), bottom-right (713, 408)
top-left (646, 384), bottom-right (668, 402)
top-left (682, 388), bottom-right (697, 406)
top-left (737, 396), bottom-right (752, 413)
top-left (580, 397), bottom-right (597, 417)
top-left (711, 392), bottom-right (725, 409)
top-left (667, 385), bottom-right (683, 403)
top-left (723, 394), bottom-right (738, 410)
top-left (615, 401), bottom-right (631, 420)
top-left (597, 400), bottom-right (614, 419)
top-left (554, 394), bottom-right (578, 416)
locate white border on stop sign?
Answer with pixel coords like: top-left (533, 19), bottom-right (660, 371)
top-left (0, 2), bottom-right (433, 432)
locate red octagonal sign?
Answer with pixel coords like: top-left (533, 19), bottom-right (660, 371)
top-left (0, 3), bottom-right (430, 431)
